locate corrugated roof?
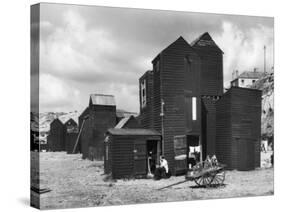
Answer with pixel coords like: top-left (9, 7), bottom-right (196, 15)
top-left (238, 71), bottom-right (265, 79)
top-left (107, 128), bottom-right (161, 136)
top-left (89, 94), bottom-right (116, 106)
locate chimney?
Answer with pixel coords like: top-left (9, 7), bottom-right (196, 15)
top-left (236, 70), bottom-right (239, 78)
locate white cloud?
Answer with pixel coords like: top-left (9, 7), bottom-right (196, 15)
top-left (214, 22), bottom-right (274, 87)
top-left (39, 74), bottom-right (80, 112)
top-left (40, 10), bottom-right (117, 78)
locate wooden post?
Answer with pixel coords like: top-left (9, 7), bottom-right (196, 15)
top-left (199, 135), bottom-right (203, 162)
top-left (156, 140), bottom-right (161, 165)
top-left (72, 119), bottom-right (85, 154)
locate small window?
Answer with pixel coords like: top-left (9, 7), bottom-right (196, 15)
top-left (252, 80), bottom-right (256, 83)
top-left (140, 79), bottom-right (146, 108)
top-left (192, 97), bottom-right (197, 121)
top-left (241, 79), bottom-right (244, 84)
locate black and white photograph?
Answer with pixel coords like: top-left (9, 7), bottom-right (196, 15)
top-left (30, 2), bottom-right (274, 210)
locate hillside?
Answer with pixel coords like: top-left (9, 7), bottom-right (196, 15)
top-left (251, 72), bottom-right (274, 138)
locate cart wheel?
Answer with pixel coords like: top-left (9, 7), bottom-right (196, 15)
top-left (210, 170), bottom-right (225, 186)
top-left (194, 174), bottom-right (213, 187)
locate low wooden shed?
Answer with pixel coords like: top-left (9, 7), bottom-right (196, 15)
top-left (104, 128), bottom-right (162, 179)
top-left (64, 118), bottom-right (79, 154)
top-left (216, 87), bottom-right (261, 171)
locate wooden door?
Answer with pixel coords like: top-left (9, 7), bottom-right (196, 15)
top-left (133, 139), bottom-right (147, 175)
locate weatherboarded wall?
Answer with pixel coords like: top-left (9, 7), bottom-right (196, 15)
top-left (105, 129), bottom-right (161, 179)
top-left (152, 37), bottom-right (202, 174)
top-left (64, 118), bottom-right (79, 154)
top-left (216, 87), bottom-right (261, 170)
top-left (48, 119), bottom-right (65, 151)
top-left (139, 70), bottom-right (154, 129)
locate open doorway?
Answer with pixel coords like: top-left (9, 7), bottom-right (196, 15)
top-left (186, 135), bottom-right (200, 168)
top-left (147, 140), bottom-right (159, 174)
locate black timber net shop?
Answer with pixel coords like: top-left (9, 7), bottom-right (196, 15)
top-left (103, 32), bottom-right (261, 179)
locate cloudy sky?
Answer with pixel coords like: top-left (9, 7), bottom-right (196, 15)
top-left (38, 3), bottom-right (274, 113)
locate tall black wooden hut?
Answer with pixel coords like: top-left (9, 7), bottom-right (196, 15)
top-left (139, 33), bottom-right (223, 174)
top-left (48, 118), bottom-right (65, 151)
top-left (64, 118), bottom-right (79, 154)
top-left (216, 87), bottom-right (261, 170)
top-left (80, 94), bottom-right (117, 160)
top-left (191, 32), bottom-right (223, 157)
top-left (104, 128), bottom-right (161, 179)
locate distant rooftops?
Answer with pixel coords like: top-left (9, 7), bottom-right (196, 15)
top-left (89, 94), bottom-right (116, 106)
top-left (237, 71), bottom-right (265, 79)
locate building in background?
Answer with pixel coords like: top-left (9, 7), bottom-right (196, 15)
top-left (79, 94), bottom-right (117, 160)
top-left (64, 118), bottom-right (79, 154)
top-left (48, 118), bottom-right (65, 151)
top-left (231, 70), bottom-right (265, 88)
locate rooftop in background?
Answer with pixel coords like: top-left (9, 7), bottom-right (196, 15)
top-left (116, 109), bottom-right (138, 118)
top-left (89, 94), bottom-right (116, 106)
top-left (115, 116), bottom-right (131, 129)
top-left (107, 128), bottom-right (161, 136)
top-left (237, 71), bottom-right (266, 79)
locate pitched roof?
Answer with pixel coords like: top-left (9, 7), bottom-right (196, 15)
top-left (89, 94), bottom-right (116, 106)
top-left (115, 116), bottom-right (131, 129)
top-left (191, 32), bottom-right (223, 53)
top-left (64, 118), bottom-right (78, 126)
top-left (152, 36), bottom-right (191, 63)
top-left (238, 71), bottom-right (265, 79)
top-left (107, 128), bottom-right (161, 136)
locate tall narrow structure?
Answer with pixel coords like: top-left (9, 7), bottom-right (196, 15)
top-left (191, 32), bottom-right (224, 156)
top-left (80, 94), bottom-right (117, 160)
top-left (139, 34), bottom-right (224, 174)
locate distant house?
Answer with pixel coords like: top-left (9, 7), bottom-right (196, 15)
top-left (64, 118), bottom-right (79, 154)
top-left (48, 118), bottom-right (65, 151)
top-left (79, 94), bottom-right (117, 160)
top-left (231, 71), bottom-right (265, 88)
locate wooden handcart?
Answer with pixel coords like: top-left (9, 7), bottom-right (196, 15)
top-left (185, 161), bottom-right (226, 187)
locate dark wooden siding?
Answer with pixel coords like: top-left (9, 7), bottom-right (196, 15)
top-left (139, 71), bottom-right (154, 129)
top-left (64, 119), bottom-right (79, 154)
top-left (49, 119), bottom-right (65, 151)
top-left (216, 87), bottom-right (261, 170)
top-left (111, 136), bottom-right (134, 179)
top-left (192, 33), bottom-right (223, 96)
top-left (92, 105), bottom-right (116, 160)
top-left (80, 105), bottom-right (116, 160)
top-left (202, 97), bottom-right (219, 156)
top-left (122, 117), bottom-right (141, 129)
top-left (107, 134), bottom-right (161, 179)
top-left (155, 37), bottom-right (202, 173)
top-left (65, 133), bottom-right (79, 154)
